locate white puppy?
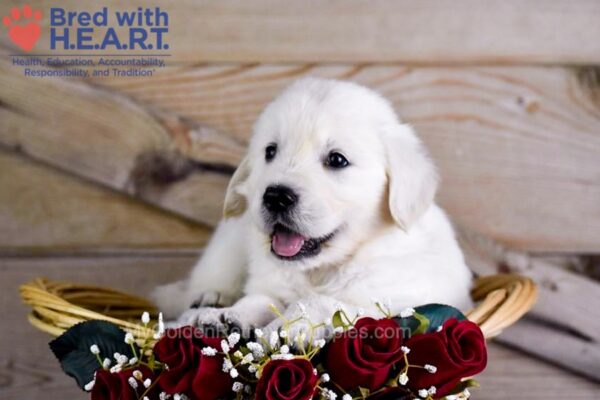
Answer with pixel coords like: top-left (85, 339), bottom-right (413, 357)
top-left (153, 78), bottom-right (472, 335)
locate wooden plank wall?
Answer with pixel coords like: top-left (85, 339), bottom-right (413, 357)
top-left (1, 1), bottom-right (599, 253)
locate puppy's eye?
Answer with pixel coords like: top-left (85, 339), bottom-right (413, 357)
top-left (265, 144), bottom-right (277, 162)
top-left (326, 151), bottom-right (350, 169)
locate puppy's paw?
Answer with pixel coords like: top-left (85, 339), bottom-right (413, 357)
top-left (151, 280), bottom-right (188, 319)
top-left (190, 291), bottom-right (231, 308)
top-left (171, 307), bottom-right (253, 336)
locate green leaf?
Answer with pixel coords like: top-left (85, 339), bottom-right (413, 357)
top-left (415, 304), bottom-right (466, 333)
top-left (49, 320), bottom-right (138, 390)
top-left (393, 304), bottom-right (466, 337)
top-left (331, 310), bottom-right (346, 329)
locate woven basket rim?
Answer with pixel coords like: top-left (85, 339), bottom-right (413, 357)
top-left (20, 274), bottom-right (537, 342)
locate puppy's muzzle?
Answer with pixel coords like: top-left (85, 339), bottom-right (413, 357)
top-left (263, 185), bottom-right (298, 214)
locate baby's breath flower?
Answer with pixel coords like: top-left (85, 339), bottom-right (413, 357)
top-left (248, 365), bottom-right (257, 373)
top-left (279, 330), bottom-right (288, 338)
top-left (399, 307), bottom-right (415, 318)
top-left (232, 382), bottom-right (244, 392)
top-left (201, 346), bottom-right (217, 356)
top-left (222, 359), bottom-right (233, 372)
top-left (141, 311), bottom-right (150, 325)
top-left (424, 364), bottom-right (437, 373)
top-left (401, 346), bottom-right (411, 354)
top-left (110, 365), bottom-right (122, 373)
top-left (418, 389), bottom-right (429, 398)
top-left (228, 332), bottom-right (241, 348)
top-left (342, 395), bottom-right (352, 400)
top-left (143, 378), bottom-right (152, 388)
top-left (280, 345), bottom-right (289, 354)
top-left (128, 357), bottom-right (138, 365)
top-left (233, 350), bottom-right (243, 359)
top-left (90, 344), bottom-right (100, 355)
top-left (144, 397), bottom-right (149, 400)
top-left (220, 340), bottom-right (230, 353)
top-left (313, 338), bottom-right (326, 348)
top-left (128, 377), bottom-right (139, 389)
top-left (117, 355), bottom-right (129, 365)
top-left (254, 328), bottom-right (264, 338)
top-left (84, 380), bottom-right (95, 391)
top-left (269, 331), bottom-right (279, 348)
top-left (321, 373), bottom-right (330, 383)
top-left (159, 392), bottom-right (170, 400)
top-left (124, 333), bottom-right (135, 345)
top-left (102, 358), bottom-right (111, 369)
top-left (247, 342), bottom-right (265, 358)
top-left (132, 370), bottom-right (143, 380)
top-left (436, 325), bottom-right (443, 332)
top-left (322, 388), bottom-right (337, 400)
top-left (229, 368), bottom-right (239, 378)
top-left (428, 386), bottom-right (437, 395)
top-left (241, 353), bottom-right (254, 364)
top-left (399, 373), bottom-right (409, 385)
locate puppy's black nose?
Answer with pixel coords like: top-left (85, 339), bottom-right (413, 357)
top-left (263, 185), bottom-right (298, 213)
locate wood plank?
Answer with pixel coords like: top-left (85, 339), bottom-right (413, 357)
top-left (0, 50), bottom-right (244, 227)
top-left (0, 151), bottom-right (211, 251)
top-left (2, 255), bottom-right (599, 399)
top-left (92, 64), bottom-right (600, 252)
top-left (2, 1), bottom-right (600, 64)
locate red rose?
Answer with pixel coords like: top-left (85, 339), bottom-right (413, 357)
top-left (405, 318), bottom-right (487, 397)
top-left (324, 317), bottom-right (405, 391)
top-left (255, 358), bottom-right (318, 400)
top-left (153, 326), bottom-right (232, 400)
top-left (91, 365), bottom-right (157, 400)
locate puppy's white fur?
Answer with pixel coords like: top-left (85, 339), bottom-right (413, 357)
top-left (153, 78), bottom-right (472, 333)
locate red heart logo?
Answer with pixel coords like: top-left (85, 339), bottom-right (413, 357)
top-left (8, 22), bottom-right (41, 52)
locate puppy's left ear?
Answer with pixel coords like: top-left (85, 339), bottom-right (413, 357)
top-left (223, 155), bottom-right (251, 218)
top-left (384, 124), bottom-right (439, 230)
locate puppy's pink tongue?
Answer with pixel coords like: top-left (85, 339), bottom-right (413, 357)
top-left (272, 231), bottom-right (305, 257)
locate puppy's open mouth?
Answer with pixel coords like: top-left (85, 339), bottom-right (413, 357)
top-left (270, 223), bottom-right (335, 260)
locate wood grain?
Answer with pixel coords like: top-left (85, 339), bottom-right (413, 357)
top-left (0, 51), bottom-right (243, 227)
top-left (2, 255), bottom-right (600, 399)
top-left (0, 151), bottom-right (210, 251)
top-left (92, 63), bottom-right (600, 252)
top-left (2, 0), bottom-right (600, 64)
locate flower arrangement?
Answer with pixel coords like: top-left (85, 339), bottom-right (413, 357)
top-left (49, 303), bottom-right (487, 400)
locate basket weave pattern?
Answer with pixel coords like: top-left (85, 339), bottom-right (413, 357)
top-left (20, 274), bottom-right (537, 342)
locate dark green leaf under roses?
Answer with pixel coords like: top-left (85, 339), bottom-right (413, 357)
top-left (49, 320), bottom-right (138, 390)
top-left (393, 303), bottom-right (467, 337)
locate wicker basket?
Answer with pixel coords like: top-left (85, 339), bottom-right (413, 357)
top-left (20, 274), bottom-right (537, 343)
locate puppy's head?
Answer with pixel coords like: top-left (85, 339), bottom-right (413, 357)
top-left (224, 78), bottom-right (438, 269)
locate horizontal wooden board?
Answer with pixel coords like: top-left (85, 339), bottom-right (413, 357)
top-left (0, 151), bottom-right (211, 251)
top-left (2, 1), bottom-right (600, 64)
top-left (1, 255), bottom-right (600, 399)
top-left (92, 64), bottom-right (600, 252)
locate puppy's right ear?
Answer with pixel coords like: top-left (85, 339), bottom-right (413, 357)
top-left (223, 155), bottom-right (251, 218)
